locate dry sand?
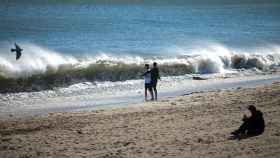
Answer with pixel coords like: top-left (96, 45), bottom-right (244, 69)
top-left (1, 82), bottom-right (280, 158)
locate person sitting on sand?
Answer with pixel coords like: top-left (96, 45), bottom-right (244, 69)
top-left (231, 105), bottom-right (265, 137)
top-left (151, 62), bottom-right (160, 101)
top-left (142, 64), bottom-right (154, 101)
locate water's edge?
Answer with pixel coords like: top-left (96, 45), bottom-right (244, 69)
top-left (1, 74), bottom-right (279, 120)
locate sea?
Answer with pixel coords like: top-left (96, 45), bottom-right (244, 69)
top-left (0, 0), bottom-right (280, 117)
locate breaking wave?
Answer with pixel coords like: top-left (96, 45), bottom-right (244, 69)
top-left (0, 43), bottom-right (280, 93)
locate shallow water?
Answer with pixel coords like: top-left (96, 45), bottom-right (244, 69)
top-left (0, 72), bottom-right (279, 119)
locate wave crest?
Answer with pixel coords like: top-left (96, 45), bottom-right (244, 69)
top-left (0, 43), bottom-right (280, 93)
top-left (0, 43), bottom-right (78, 78)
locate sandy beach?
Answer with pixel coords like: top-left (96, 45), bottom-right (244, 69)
top-left (1, 81), bottom-right (280, 158)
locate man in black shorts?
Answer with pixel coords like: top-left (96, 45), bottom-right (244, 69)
top-left (151, 62), bottom-right (160, 101)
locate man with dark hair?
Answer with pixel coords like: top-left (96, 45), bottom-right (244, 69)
top-left (231, 105), bottom-right (265, 137)
top-left (142, 64), bottom-right (154, 101)
top-left (151, 62), bottom-right (160, 101)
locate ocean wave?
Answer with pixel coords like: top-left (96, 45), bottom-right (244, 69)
top-left (0, 43), bottom-right (280, 93)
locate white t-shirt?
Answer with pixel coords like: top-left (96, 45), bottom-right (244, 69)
top-left (144, 70), bottom-right (151, 84)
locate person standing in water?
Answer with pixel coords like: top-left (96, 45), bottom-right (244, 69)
top-left (151, 62), bottom-right (160, 100)
top-left (142, 64), bottom-right (154, 101)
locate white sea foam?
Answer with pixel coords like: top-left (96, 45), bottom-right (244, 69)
top-left (0, 42), bottom-right (280, 79)
top-left (0, 43), bottom-right (78, 78)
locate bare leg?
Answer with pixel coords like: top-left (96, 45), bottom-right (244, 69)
top-left (149, 88), bottom-right (154, 100)
top-left (145, 87), bottom-right (148, 101)
top-left (153, 87), bottom-right (157, 101)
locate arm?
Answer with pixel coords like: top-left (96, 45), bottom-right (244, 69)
top-left (141, 70), bottom-right (151, 76)
top-left (156, 69), bottom-right (160, 79)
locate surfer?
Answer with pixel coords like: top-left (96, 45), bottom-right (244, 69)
top-left (11, 43), bottom-right (23, 60)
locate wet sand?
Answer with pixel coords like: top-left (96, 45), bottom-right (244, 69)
top-left (1, 81), bottom-right (280, 158)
